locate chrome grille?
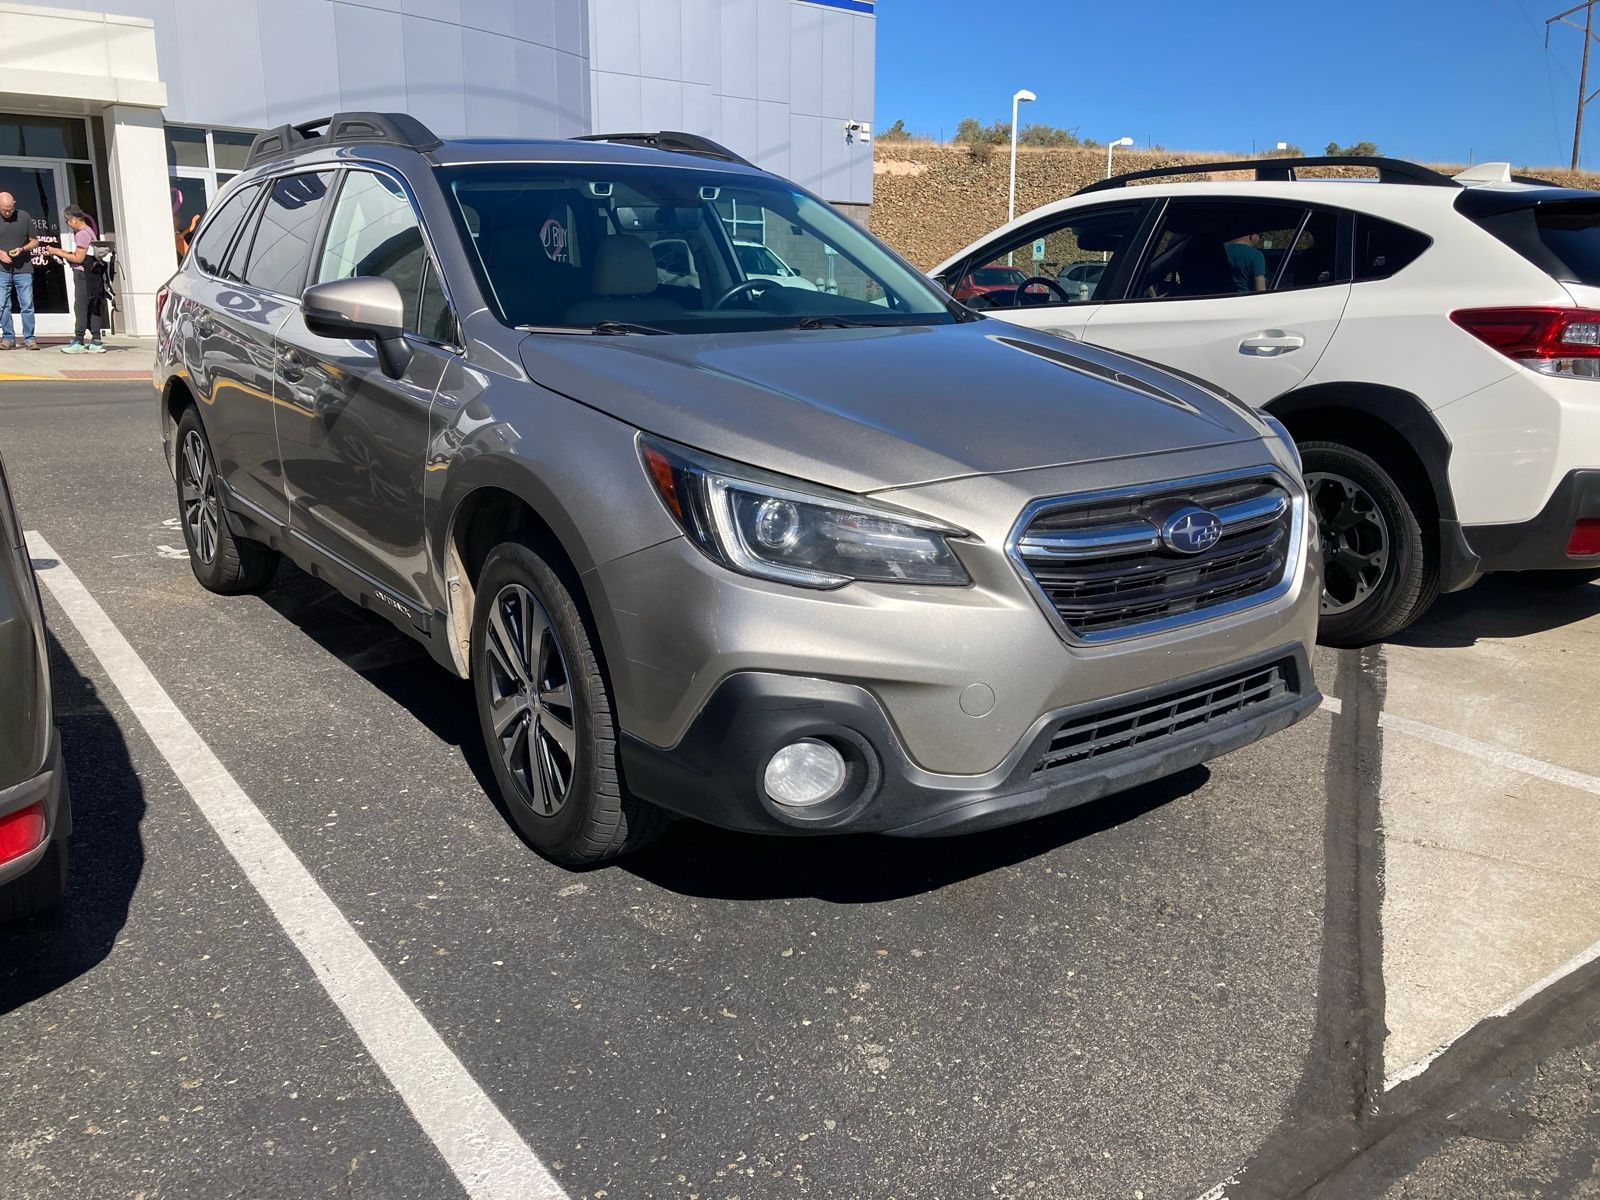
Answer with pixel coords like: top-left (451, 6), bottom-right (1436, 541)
top-left (1011, 473), bottom-right (1298, 641)
top-left (1033, 659), bottom-right (1293, 775)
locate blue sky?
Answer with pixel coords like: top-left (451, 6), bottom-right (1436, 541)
top-left (873, 0), bottom-right (1589, 168)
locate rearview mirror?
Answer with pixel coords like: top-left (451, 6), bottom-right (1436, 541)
top-left (302, 277), bottom-right (412, 379)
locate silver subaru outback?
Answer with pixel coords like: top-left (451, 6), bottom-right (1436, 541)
top-left (154, 113), bottom-right (1322, 865)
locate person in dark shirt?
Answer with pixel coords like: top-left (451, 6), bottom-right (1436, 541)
top-left (1225, 231), bottom-right (1268, 293)
top-left (0, 192), bottom-right (40, 350)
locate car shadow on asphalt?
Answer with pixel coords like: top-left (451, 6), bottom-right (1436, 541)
top-left (253, 562), bottom-right (503, 799)
top-left (1389, 575), bottom-right (1600, 649)
top-left (0, 631), bottom-right (146, 1014)
top-left (621, 767), bottom-right (1210, 902)
top-left (253, 560), bottom-right (1212, 900)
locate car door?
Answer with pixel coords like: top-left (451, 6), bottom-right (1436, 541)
top-left (274, 167), bottom-right (459, 623)
top-left (937, 200), bottom-right (1152, 342)
top-left (181, 179), bottom-right (301, 525)
top-left (1082, 198), bottom-right (1352, 407)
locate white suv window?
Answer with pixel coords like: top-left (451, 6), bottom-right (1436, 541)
top-left (1131, 200), bottom-right (1341, 300)
top-left (956, 204), bottom-right (1143, 310)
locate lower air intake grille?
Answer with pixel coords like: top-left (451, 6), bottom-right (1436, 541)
top-left (1033, 659), bottom-right (1294, 776)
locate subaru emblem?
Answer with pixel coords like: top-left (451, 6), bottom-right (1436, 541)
top-left (1162, 507), bottom-right (1223, 555)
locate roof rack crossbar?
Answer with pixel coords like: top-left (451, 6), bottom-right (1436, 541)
top-left (245, 111), bottom-right (443, 169)
top-left (1076, 154), bottom-right (1460, 196)
top-left (572, 130), bottom-right (754, 168)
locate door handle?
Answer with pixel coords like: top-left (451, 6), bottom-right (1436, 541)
top-left (1239, 331), bottom-right (1306, 357)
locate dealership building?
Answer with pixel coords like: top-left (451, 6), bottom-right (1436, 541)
top-left (0, 0), bottom-right (876, 336)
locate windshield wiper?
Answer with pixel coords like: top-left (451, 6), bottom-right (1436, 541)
top-left (793, 315), bottom-right (902, 330)
top-left (517, 321), bottom-right (672, 336)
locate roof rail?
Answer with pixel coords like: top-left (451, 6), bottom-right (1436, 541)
top-left (572, 130), bottom-right (755, 168)
top-left (1076, 154), bottom-right (1460, 196)
top-left (245, 111), bottom-right (443, 169)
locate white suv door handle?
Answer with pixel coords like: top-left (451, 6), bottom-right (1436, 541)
top-left (1239, 331), bottom-right (1306, 357)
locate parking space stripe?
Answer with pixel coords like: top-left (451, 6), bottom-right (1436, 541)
top-left (25, 533), bottom-right (570, 1200)
top-left (1319, 695), bottom-right (1600, 797)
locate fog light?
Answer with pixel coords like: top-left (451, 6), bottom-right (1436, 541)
top-left (764, 739), bottom-right (847, 807)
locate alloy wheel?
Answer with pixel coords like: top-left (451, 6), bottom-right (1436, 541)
top-left (1306, 470), bottom-right (1391, 615)
top-left (180, 428), bottom-right (221, 565)
top-left (483, 583), bottom-right (578, 816)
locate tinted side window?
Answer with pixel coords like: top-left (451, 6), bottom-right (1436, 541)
top-left (241, 172), bottom-right (334, 296)
top-left (1354, 215), bottom-right (1431, 281)
top-left (956, 204), bottom-right (1142, 310)
top-left (1133, 200), bottom-right (1311, 300)
top-left (192, 183), bottom-right (259, 278)
top-left (315, 171), bottom-right (427, 331)
top-left (1275, 207), bottom-right (1343, 290)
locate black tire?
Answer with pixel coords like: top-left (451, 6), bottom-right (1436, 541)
top-left (174, 407), bottom-right (279, 594)
top-left (1508, 569), bottom-right (1600, 589)
top-left (469, 539), bottom-right (667, 866)
top-left (0, 840), bottom-right (67, 923)
top-left (1302, 440), bottom-right (1439, 647)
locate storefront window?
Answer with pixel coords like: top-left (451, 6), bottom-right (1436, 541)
top-left (212, 131), bottom-right (254, 172)
top-left (165, 126), bottom-right (209, 169)
top-left (0, 116), bottom-right (89, 160)
top-left (166, 126), bottom-right (260, 258)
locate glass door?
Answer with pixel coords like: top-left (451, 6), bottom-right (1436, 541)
top-left (170, 170), bottom-right (210, 260)
top-left (0, 157), bottom-right (73, 337)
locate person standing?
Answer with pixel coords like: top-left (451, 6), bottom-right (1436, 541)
top-left (42, 205), bottom-right (104, 353)
top-left (0, 191), bottom-right (40, 351)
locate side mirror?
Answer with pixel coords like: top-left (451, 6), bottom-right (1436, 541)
top-left (301, 276), bottom-right (413, 379)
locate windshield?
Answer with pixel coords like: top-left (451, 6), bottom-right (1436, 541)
top-left (973, 267), bottom-right (1026, 285)
top-left (440, 162), bottom-right (955, 332)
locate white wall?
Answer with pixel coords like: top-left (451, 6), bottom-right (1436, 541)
top-left (586, 0), bottom-right (874, 204)
top-left (36, 0), bottom-right (595, 139)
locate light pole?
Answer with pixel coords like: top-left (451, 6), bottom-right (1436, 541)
top-left (1008, 88), bottom-right (1036, 226)
top-left (1105, 135), bottom-right (1134, 178)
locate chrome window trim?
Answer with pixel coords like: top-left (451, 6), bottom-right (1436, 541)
top-left (1005, 464), bottom-right (1307, 646)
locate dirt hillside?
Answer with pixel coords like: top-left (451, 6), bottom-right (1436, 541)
top-left (869, 141), bottom-right (1600, 271)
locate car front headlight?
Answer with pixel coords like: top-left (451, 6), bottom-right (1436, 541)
top-left (639, 435), bottom-right (972, 589)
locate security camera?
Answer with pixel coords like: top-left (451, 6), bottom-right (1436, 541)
top-left (844, 120), bottom-right (872, 144)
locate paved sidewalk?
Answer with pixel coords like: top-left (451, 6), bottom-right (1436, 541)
top-left (0, 334), bottom-right (153, 382)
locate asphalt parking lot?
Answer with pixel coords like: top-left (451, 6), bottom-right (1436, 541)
top-left (2, 381), bottom-right (1597, 1200)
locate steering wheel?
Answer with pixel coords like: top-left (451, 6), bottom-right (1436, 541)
top-left (1016, 276), bottom-right (1074, 305)
top-left (711, 279), bottom-right (773, 310)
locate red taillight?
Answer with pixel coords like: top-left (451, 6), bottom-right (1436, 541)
top-left (155, 285), bottom-right (170, 325)
top-left (1452, 307), bottom-right (1600, 377)
top-left (0, 802), bottom-right (46, 866)
top-left (1569, 518), bottom-right (1600, 557)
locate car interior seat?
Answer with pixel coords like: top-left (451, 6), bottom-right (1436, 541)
top-left (566, 235), bottom-right (685, 325)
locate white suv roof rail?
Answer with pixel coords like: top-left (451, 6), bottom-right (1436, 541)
top-left (1078, 154), bottom-right (1460, 196)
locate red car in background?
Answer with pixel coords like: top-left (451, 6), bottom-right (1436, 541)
top-left (948, 262), bottom-right (1028, 302)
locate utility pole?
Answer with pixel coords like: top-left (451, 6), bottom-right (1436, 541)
top-left (1548, 0), bottom-right (1600, 168)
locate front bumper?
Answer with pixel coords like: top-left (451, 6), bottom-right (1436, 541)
top-left (0, 728), bottom-right (70, 888)
top-left (620, 647), bottom-right (1321, 836)
top-left (1463, 468), bottom-right (1600, 574)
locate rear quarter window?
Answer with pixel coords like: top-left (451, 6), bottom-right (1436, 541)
top-left (1533, 201), bottom-right (1600, 285)
top-left (1354, 215), bottom-right (1431, 282)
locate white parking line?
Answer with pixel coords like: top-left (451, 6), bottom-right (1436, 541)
top-left (26, 533), bottom-right (569, 1200)
top-left (1319, 695), bottom-right (1600, 797)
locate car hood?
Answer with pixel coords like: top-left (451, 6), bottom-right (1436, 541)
top-left (517, 319), bottom-right (1264, 494)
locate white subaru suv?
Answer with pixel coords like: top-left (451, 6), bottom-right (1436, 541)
top-left (935, 155), bottom-right (1600, 644)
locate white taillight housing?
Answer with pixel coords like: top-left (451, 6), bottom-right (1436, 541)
top-left (1451, 307), bottom-right (1600, 379)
